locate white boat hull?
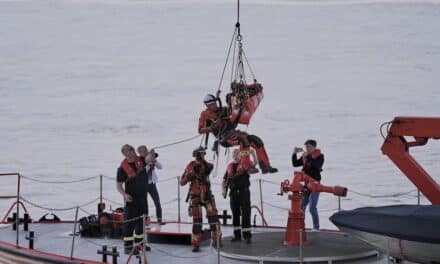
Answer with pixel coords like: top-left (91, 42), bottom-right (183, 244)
top-left (338, 227), bottom-right (440, 263)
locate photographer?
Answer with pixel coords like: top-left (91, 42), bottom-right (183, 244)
top-left (137, 145), bottom-right (163, 225)
top-left (292, 139), bottom-right (324, 231)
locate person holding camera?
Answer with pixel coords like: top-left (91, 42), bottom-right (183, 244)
top-left (116, 144), bottom-right (153, 254)
top-left (292, 139), bottom-right (324, 231)
top-left (180, 146), bottom-right (221, 252)
top-left (137, 145), bottom-right (163, 225)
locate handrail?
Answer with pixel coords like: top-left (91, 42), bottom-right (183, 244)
top-left (0, 172), bottom-right (21, 247)
top-left (251, 205), bottom-right (268, 227)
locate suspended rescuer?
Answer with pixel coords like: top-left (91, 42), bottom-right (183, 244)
top-left (292, 139), bottom-right (324, 231)
top-left (198, 91), bottom-right (277, 174)
top-left (137, 145), bottom-right (163, 225)
top-left (222, 148), bottom-right (256, 244)
top-left (116, 144), bottom-right (153, 254)
top-left (180, 146), bottom-right (222, 252)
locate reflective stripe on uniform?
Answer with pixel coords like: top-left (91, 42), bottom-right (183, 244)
top-left (233, 226), bottom-right (241, 231)
top-left (123, 236), bottom-right (134, 241)
top-left (134, 233), bottom-right (144, 239)
top-left (242, 228), bottom-right (251, 232)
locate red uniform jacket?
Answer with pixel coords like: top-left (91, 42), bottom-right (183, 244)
top-left (180, 159), bottom-right (214, 197)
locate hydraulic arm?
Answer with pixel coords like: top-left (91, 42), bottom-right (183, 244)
top-left (381, 116), bottom-right (440, 204)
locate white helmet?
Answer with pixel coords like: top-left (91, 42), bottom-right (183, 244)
top-left (204, 94), bottom-right (217, 105)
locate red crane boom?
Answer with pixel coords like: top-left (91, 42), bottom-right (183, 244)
top-left (381, 116), bottom-right (440, 204)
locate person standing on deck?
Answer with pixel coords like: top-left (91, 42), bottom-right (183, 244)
top-left (222, 148), bottom-right (256, 244)
top-left (137, 145), bottom-right (163, 224)
top-left (116, 144), bottom-right (152, 254)
top-left (180, 146), bottom-right (221, 252)
top-left (292, 139), bottom-right (324, 231)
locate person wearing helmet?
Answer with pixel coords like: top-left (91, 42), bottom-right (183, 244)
top-left (198, 92), bottom-right (277, 174)
top-left (180, 146), bottom-right (221, 252)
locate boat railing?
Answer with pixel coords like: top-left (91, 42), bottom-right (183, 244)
top-left (0, 171), bottom-right (423, 263)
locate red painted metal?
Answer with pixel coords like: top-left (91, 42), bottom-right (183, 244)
top-left (381, 116), bottom-right (440, 204)
top-left (250, 205), bottom-right (269, 227)
top-left (280, 171), bottom-right (347, 246)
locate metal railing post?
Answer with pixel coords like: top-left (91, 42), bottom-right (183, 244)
top-left (417, 190), bottom-right (420, 205)
top-left (16, 173), bottom-right (21, 247)
top-left (177, 176), bottom-right (181, 223)
top-left (142, 214), bottom-right (147, 264)
top-left (258, 179), bottom-right (264, 225)
top-left (99, 174), bottom-right (103, 205)
top-left (70, 206), bottom-right (79, 259)
top-left (338, 196), bottom-right (341, 211)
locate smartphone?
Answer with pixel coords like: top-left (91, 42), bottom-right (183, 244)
top-left (295, 147), bottom-right (304, 152)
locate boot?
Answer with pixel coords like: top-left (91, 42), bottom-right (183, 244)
top-left (259, 161), bottom-right (278, 174)
top-left (192, 246), bottom-right (200, 252)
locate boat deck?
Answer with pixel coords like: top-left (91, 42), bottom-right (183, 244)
top-left (0, 222), bottom-right (396, 264)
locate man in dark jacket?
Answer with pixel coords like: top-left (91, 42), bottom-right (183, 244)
top-left (116, 144), bottom-right (153, 254)
top-left (222, 148), bottom-right (255, 244)
top-left (292, 139), bottom-right (324, 231)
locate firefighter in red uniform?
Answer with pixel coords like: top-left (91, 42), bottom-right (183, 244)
top-left (199, 93), bottom-right (277, 174)
top-left (180, 146), bottom-right (221, 252)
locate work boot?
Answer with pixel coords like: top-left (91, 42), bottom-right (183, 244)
top-left (259, 161), bottom-right (278, 174)
top-left (261, 166), bottom-right (278, 174)
top-left (192, 246), bottom-right (200, 253)
top-left (144, 244), bottom-right (151, 251)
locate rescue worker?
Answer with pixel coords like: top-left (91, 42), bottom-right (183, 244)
top-left (292, 139), bottom-right (324, 231)
top-left (222, 148), bottom-right (255, 244)
top-left (137, 145), bottom-right (163, 224)
top-left (198, 92), bottom-right (277, 174)
top-left (116, 144), bottom-right (152, 254)
top-left (180, 146), bottom-right (221, 252)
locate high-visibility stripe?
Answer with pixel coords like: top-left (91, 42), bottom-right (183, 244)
top-left (134, 233), bottom-right (144, 239)
top-left (242, 228), bottom-right (251, 232)
top-left (123, 236), bottom-right (134, 241)
top-left (233, 226), bottom-right (241, 231)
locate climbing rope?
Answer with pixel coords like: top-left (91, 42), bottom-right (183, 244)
top-left (152, 134), bottom-right (202, 150)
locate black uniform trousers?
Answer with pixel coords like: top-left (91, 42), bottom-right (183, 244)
top-left (229, 187), bottom-right (251, 239)
top-left (123, 196), bottom-right (147, 250)
top-left (146, 183), bottom-right (162, 222)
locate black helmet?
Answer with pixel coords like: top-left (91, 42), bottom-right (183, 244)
top-left (192, 146), bottom-right (206, 158)
top-left (203, 94), bottom-right (217, 105)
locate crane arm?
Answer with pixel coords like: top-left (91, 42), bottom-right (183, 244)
top-left (381, 116), bottom-right (440, 204)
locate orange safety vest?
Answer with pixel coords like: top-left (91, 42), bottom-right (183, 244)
top-left (120, 157), bottom-right (144, 179)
